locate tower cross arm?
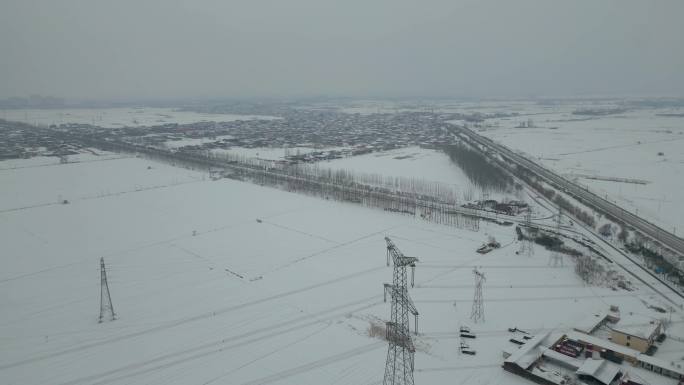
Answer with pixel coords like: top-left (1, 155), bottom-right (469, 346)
top-left (386, 237), bottom-right (419, 267)
top-left (384, 284), bottom-right (419, 316)
top-left (397, 255), bottom-right (418, 267)
top-left (403, 291), bottom-right (419, 316)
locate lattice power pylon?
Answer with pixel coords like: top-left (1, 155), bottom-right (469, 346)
top-left (383, 237), bottom-right (419, 385)
top-left (480, 191), bottom-right (490, 209)
top-left (549, 207), bottom-right (564, 267)
top-left (575, 254), bottom-right (593, 285)
top-left (519, 210), bottom-right (534, 257)
top-left (99, 257), bottom-right (116, 323)
top-left (470, 268), bottom-right (485, 323)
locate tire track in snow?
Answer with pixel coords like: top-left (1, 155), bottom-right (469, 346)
top-left (420, 264), bottom-right (572, 269)
top-left (423, 318), bottom-right (684, 339)
top-left (556, 137), bottom-right (684, 156)
top-left (0, 179), bottom-right (202, 214)
top-left (0, 201), bottom-right (60, 214)
top-left (417, 292), bottom-right (639, 304)
top-left (259, 219), bottom-right (340, 244)
top-left (405, 225), bottom-right (482, 243)
top-left (0, 204), bottom-right (259, 286)
top-left (200, 320), bottom-right (333, 385)
top-left (416, 282), bottom-right (588, 289)
top-left (54, 299), bottom-right (381, 385)
top-left (416, 363), bottom-right (500, 372)
top-left (268, 225), bottom-right (401, 274)
top-left (171, 244), bottom-right (248, 281)
top-left (239, 342), bottom-right (385, 385)
top-left (0, 266), bottom-right (385, 370)
top-left (0, 156), bottom-right (130, 171)
top-left (0, 262), bottom-right (82, 284)
top-left (416, 256), bottom-right (481, 286)
top-left (390, 234), bottom-right (477, 253)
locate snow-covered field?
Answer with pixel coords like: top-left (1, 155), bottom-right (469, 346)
top-left (1, 155), bottom-right (681, 385)
top-left (318, 146), bottom-right (504, 202)
top-left (214, 145), bottom-right (513, 203)
top-left (0, 151), bottom-right (121, 171)
top-left (461, 104), bottom-right (684, 233)
top-left (0, 154), bottom-right (202, 212)
top-left (321, 147), bottom-right (467, 187)
top-left (0, 107), bottom-right (276, 128)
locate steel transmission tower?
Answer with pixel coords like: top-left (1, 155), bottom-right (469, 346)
top-left (549, 207), bottom-right (564, 267)
top-left (519, 210), bottom-right (534, 257)
top-left (383, 237), bottom-right (419, 385)
top-left (470, 268), bottom-right (485, 323)
top-left (575, 254), bottom-right (593, 284)
top-left (99, 257), bottom-right (116, 323)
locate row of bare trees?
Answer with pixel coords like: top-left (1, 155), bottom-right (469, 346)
top-left (205, 150), bottom-right (479, 231)
top-left (206, 150), bottom-right (464, 204)
top-left (89, 140), bottom-right (481, 231)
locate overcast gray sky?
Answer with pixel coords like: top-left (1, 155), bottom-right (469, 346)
top-left (1, 0), bottom-right (683, 101)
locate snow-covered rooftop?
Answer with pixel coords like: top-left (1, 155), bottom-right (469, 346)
top-left (636, 354), bottom-right (684, 377)
top-left (567, 331), bottom-right (684, 379)
top-left (573, 310), bottom-right (611, 335)
top-left (543, 348), bottom-right (583, 370)
top-left (566, 331), bottom-right (641, 359)
top-left (504, 331), bottom-right (553, 369)
top-left (529, 365), bottom-right (567, 385)
top-left (577, 359), bottom-right (622, 385)
top-left (610, 313), bottom-right (661, 340)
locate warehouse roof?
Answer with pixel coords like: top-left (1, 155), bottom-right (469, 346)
top-left (504, 331), bottom-right (553, 370)
top-left (577, 359), bottom-right (622, 385)
top-left (565, 331), bottom-right (640, 359)
top-left (610, 313), bottom-right (661, 340)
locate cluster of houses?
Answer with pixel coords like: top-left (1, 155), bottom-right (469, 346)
top-left (503, 306), bottom-right (683, 385)
top-left (0, 120), bottom-right (82, 160)
top-left (1, 107), bottom-right (469, 165)
top-left (112, 110), bottom-right (460, 157)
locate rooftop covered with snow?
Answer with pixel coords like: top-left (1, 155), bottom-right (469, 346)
top-left (576, 358), bottom-right (622, 385)
top-left (504, 331), bottom-right (555, 370)
top-left (609, 313), bottom-right (661, 340)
